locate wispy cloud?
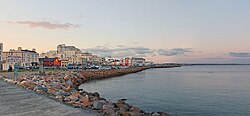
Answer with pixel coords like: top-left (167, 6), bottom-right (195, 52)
top-left (5, 21), bottom-right (81, 30)
top-left (229, 52), bottom-right (250, 57)
top-left (82, 45), bottom-right (154, 58)
top-left (201, 57), bottom-right (226, 60)
top-left (158, 48), bottom-right (192, 56)
top-left (82, 45), bottom-right (192, 58)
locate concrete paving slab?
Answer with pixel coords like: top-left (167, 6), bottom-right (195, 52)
top-left (0, 80), bottom-right (98, 116)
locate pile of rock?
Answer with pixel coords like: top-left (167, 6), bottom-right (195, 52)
top-left (0, 67), bottom-right (170, 116)
top-left (80, 67), bottom-right (150, 82)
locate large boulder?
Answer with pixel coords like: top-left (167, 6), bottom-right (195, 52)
top-left (63, 86), bottom-right (73, 92)
top-left (129, 106), bottom-right (141, 113)
top-left (19, 81), bottom-right (37, 90)
top-left (63, 75), bottom-right (71, 81)
top-left (126, 111), bottom-right (142, 116)
top-left (80, 96), bottom-right (91, 107)
top-left (152, 112), bottom-right (160, 116)
top-left (103, 105), bottom-right (115, 115)
top-left (59, 90), bottom-right (71, 96)
top-left (47, 87), bottom-right (58, 94)
top-left (33, 85), bottom-right (48, 92)
top-left (69, 92), bottom-right (80, 100)
top-left (55, 95), bottom-right (64, 100)
top-left (116, 103), bottom-right (130, 111)
top-left (66, 80), bottom-right (73, 85)
top-left (44, 76), bottom-right (51, 82)
top-left (92, 92), bottom-right (100, 97)
top-left (93, 100), bottom-right (107, 110)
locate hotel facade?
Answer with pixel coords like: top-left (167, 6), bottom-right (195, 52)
top-left (2, 47), bottom-right (39, 70)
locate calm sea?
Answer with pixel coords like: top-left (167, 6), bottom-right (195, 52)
top-left (79, 65), bottom-right (250, 116)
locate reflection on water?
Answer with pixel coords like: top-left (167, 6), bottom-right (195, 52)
top-left (79, 65), bottom-right (250, 116)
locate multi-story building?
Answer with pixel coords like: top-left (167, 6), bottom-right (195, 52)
top-left (131, 57), bottom-right (146, 66)
top-left (56, 44), bottom-right (82, 66)
top-left (121, 58), bottom-right (132, 66)
top-left (0, 43), bottom-right (3, 70)
top-left (2, 47), bottom-right (39, 70)
top-left (57, 44), bottom-right (81, 54)
top-left (40, 44), bottom-right (109, 68)
top-left (92, 56), bottom-right (105, 65)
top-left (105, 57), bottom-right (121, 66)
top-left (40, 50), bottom-right (58, 58)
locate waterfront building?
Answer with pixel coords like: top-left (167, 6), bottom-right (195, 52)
top-left (56, 44), bottom-right (82, 66)
top-left (57, 44), bottom-right (81, 54)
top-left (39, 57), bottom-right (61, 68)
top-left (131, 57), bottom-right (146, 66)
top-left (121, 57), bottom-right (132, 66)
top-left (40, 44), bottom-right (106, 68)
top-left (2, 47), bottom-right (39, 70)
top-left (40, 50), bottom-right (58, 58)
top-left (92, 56), bottom-right (105, 65)
top-left (61, 59), bottom-right (69, 68)
top-left (105, 57), bottom-right (122, 66)
top-left (78, 52), bottom-right (105, 66)
top-left (0, 43), bottom-right (3, 70)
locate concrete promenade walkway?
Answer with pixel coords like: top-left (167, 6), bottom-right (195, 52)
top-left (0, 80), bottom-right (97, 116)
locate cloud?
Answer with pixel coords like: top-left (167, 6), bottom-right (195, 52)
top-left (201, 57), bottom-right (226, 60)
top-left (82, 45), bottom-right (193, 58)
top-left (5, 21), bottom-right (81, 30)
top-left (229, 52), bottom-right (250, 57)
top-left (82, 46), bottom-right (154, 58)
top-left (158, 48), bottom-right (192, 56)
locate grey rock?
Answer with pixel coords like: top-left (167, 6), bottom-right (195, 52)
top-left (103, 105), bottom-right (115, 115)
top-left (92, 92), bottom-right (100, 97)
top-left (152, 112), bottom-right (160, 116)
top-left (93, 100), bottom-right (106, 110)
top-left (59, 90), bottom-right (71, 96)
top-left (33, 85), bottom-right (48, 92)
top-left (66, 80), bottom-right (73, 85)
top-left (118, 107), bottom-right (126, 114)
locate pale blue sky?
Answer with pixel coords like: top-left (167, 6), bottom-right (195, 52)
top-left (1, 0), bottom-right (250, 63)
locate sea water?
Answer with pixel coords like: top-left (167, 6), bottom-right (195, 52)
top-left (79, 65), bottom-right (250, 116)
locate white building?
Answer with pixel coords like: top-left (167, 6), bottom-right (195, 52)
top-left (131, 57), bottom-right (146, 66)
top-left (105, 57), bottom-right (121, 66)
top-left (57, 44), bottom-right (81, 54)
top-left (41, 44), bottom-right (106, 67)
top-left (2, 47), bottom-right (39, 70)
top-left (56, 44), bottom-right (82, 66)
top-left (0, 43), bottom-right (3, 70)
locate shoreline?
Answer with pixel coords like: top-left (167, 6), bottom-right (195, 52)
top-left (0, 66), bottom-right (175, 116)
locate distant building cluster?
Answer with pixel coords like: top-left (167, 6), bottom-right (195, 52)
top-left (0, 43), bottom-right (153, 70)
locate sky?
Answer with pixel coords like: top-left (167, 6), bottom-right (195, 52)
top-left (1, 0), bottom-right (250, 63)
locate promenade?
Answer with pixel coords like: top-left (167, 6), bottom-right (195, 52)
top-left (0, 80), bottom-right (97, 116)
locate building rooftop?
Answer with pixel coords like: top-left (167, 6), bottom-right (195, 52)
top-left (39, 58), bottom-right (57, 61)
top-left (132, 57), bottom-right (145, 60)
top-left (21, 50), bottom-right (37, 53)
